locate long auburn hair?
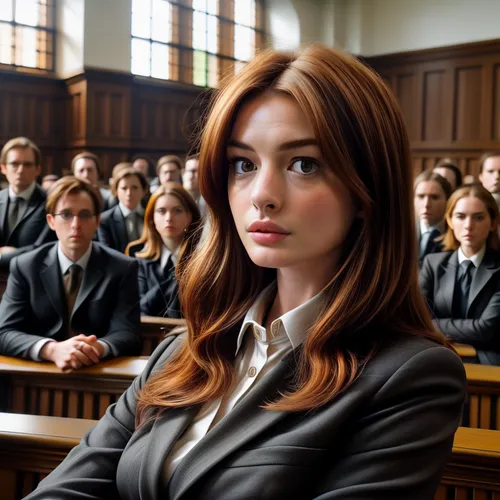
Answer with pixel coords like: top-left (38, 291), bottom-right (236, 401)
top-left (125, 183), bottom-right (201, 267)
top-left (442, 183), bottom-right (500, 251)
top-left (137, 44), bottom-right (447, 422)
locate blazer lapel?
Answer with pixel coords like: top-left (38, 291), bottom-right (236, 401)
top-left (40, 244), bottom-right (66, 321)
top-left (112, 206), bottom-right (129, 251)
top-left (0, 190), bottom-right (8, 243)
top-left (167, 356), bottom-right (293, 500)
top-left (72, 244), bottom-right (103, 317)
top-left (437, 251), bottom-right (458, 317)
top-left (19, 185), bottom-right (43, 223)
top-left (467, 252), bottom-right (499, 314)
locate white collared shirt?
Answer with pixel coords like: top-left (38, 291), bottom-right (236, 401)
top-left (458, 245), bottom-right (486, 268)
top-left (30, 243), bottom-right (110, 360)
top-left (163, 282), bottom-right (326, 481)
top-left (160, 245), bottom-right (179, 270)
top-left (119, 202), bottom-right (144, 239)
top-left (8, 182), bottom-right (36, 222)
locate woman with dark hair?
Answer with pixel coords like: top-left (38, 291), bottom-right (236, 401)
top-left (420, 184), bottom-right (500, 365)
top-left (126, 183), bottom-right (201, 317)
top-left (27, 44), bottom-right (465, 500)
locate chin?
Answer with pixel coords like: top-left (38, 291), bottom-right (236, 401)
top-left (246, 247), bottom-right (297, 270)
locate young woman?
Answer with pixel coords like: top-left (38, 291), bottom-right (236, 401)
top-left (420, 184), bottom-right (500, 365)
top-left (97, 168), bottom-right (148, 253)
top-left (414, 170), bottom-right (452, 267)
top-left (126, 183), bottom-right (201, 317)
top-left (27, 44), bottom-right (465, 500)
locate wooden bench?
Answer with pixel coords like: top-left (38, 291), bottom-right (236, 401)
top-left (0, 412), bottom-right (96, 500)
top-left (0, 355), bottom-right (148, 419)
top-left (140, 315), bottom-right (186, 355)
top-left (453, 343), bottom-right (478, 361)
top-left (462, 363), bottom-right (500, 430)
top-left (436, 426), bottom-right (500, 499)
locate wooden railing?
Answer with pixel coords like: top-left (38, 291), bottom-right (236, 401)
top-left (140, 315), bottom-right (186, 355)
top-left (0, 356), bottom-right (147, 419)
top-left (0, 412), bottom-right (96, 500)
top-left (453, 343), bottom-right (477, 361)
top-left (436, 427), bottom-right (500, 499)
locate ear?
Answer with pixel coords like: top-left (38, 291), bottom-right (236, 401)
top-left (0, 164), bottom-right (6, 176)
top-left (479, 172), bottom-right (484, 182)
top-left (46, 213), bottom-right (56, 231)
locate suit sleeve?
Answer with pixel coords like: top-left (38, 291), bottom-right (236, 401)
top-left (101, 259), bottom-right (142, 356)
top-left (24, 335), bottom-right (183, 500)
top-left (312, 346), bottom-right (466, 500)
top-left (0, 258), bottom-right (51, 358)
top-left (433, 290), bottom-right (500, 347)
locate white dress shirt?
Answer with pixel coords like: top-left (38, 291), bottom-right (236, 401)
top-left (29, 243), bottom-right (111, 360)
top-left (160, 245), bottom-right (179, 270)
top-left (8, 182), bottom-right (36, 223)
top-left (119, 202), bottom-right (144, 240)
top-left (163, 282), bottom-right (326, 481)
top-left (458, 245), bottom-right (486, 268)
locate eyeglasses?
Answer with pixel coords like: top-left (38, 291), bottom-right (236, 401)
top-left (53, 210), bottom-right (96, 221)
top-left (7, 161), bottom-right (36, 169)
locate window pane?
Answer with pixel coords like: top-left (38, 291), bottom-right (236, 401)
top-left (207, 14), bottom-right (217, 53)
top-left (151, 41), bottom-right (169, 79)
top-left (193, 49), bottom-right (206, 87)
top-left (15, 0), bottom-right (39, 27)
top-left (207, 54), bottom-right (217, 87)
top-left (131, 0), bottom-right (151, 38)
top-left (152, 0), bottom-right (170, 43)
top-left (0, 0), bottom-right (13, 22)
top-left (131, 37), bottom-right (151, 76)
top-left (0, 23), bottom-right (13, 64)
top-left (192, 10), bottom-right (206, 51)
top-left (206, 0), bottom-right (217, 15)
top-left (234, 25), bottom-right (254, 61)
top-left (15, 25), bottom-right (36, 67)
top-left (234, 0), bottom-right (255, 27)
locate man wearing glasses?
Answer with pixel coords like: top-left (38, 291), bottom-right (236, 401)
top-left (0, 177), bottom-right (142, 370)
top-left (0, 137), bottom-right (57, 267)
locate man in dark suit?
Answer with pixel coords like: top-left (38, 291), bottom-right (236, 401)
top-left (0, 177), bottom-right (141, 370)
top-left (0, 137), bottom-right (57, 268)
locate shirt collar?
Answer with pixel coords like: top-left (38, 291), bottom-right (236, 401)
top-left (420, 220), bottom-right (441, 234)
top-left (57, 242), bottom-right (93, 275)
top-left (9, 182), bottom-right (36, 201)
top-left (458, 245), bottom-right (486, 268)
top-left (235, 281), bottom-right (326, 355)
top-left (119, 202), bottom-right (144, 218)
top-left (161, 245), bottom-right (178, 268)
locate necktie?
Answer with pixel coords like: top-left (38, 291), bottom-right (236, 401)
top-left (64, 264), bottom-right (83, 332)
top-left (126, 212), bottom-right (142, 241)
top-left (8, 197), bottom-right (22, 235)
top-left (419, 228), bottom-right (440, 258)
top-left (457, 260), bottom-right (473, 318)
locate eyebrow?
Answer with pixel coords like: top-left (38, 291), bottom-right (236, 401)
top-left (454, 212), bottom-right (486, 216)
top-left (227, 138), bottom-right (319, 152)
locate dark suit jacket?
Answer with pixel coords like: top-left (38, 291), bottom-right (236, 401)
top-left (137, 256), bottom-right (181, 317)
top-left (0, 242), bottom-right (142, 358)
top-left (0, 184), bottom-right (57, 267)
top-left (420, 249), bottom-right (500, 365)
top-left (97, 205), bottom-right (131, 253)
top-left (26, 332), bottom-right (465, 500)
top-left (417, 223), bottom-right (444, 268)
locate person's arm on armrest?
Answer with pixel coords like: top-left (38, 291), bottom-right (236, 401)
top-left (312, 346), bottom-right (466, 500)
top-left (24, 334), bottom-right (184, 500)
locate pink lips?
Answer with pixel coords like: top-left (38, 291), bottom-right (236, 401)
top-left (247, 220), bottom-right (290, 245)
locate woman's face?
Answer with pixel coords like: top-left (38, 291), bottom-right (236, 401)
top-left (227, 93), bottom-right (358, 275)
top-left (153, 194), bottom-right (192, 242)
top-left (117, 175), bottom-right (146, 210)
top-left (450, 196), bottom-right (495, 253)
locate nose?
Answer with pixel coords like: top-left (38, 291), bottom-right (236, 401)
top-left (464, 217), bottom-right (473, 229)
top-left (423, 196), bottom-right (431, 209)
top-left (250, 164), bottom-right (283, 214)
top-left (71, 215), bottom-right (82, 229)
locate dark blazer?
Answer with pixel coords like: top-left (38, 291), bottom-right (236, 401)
top-left (420, 249), bottom-right (500, 365)
top-left (0, 242), bottom-right (142, 358)
top-left (417, 222), bottom-right (444, 268)
top-left (26, 333), bottom-right (465, 500)
top-left (97, 205), bottom-right (131, 253)
top-left (137, 256), bottom-right (181, 317)
top-left (0, 184), bottom-right (57, 267)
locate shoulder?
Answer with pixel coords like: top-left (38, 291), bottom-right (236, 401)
top-left (422, 250), bottom-right (453, 269)
top-left (92, 242), bottom-right (137, 267)
top-left (9, 242), bottom-right (55, 273)
top-left (144, 332), bottom-right (186, 378)
top-left (32, 184), bottom-right (46, 201)
top-left (99, 206), bottom-right (118, 223)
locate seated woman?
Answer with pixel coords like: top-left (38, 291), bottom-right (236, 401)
top-left (126, 183), bottom-right (201, 317)
top-left (420, 183), bottom-right (500, 365)
top-left (414, 170), bottom-right (452, 267)
top-left (26, 44), bottom-right (465, 500)
top-left (97, 168), bottom-right (148, 253)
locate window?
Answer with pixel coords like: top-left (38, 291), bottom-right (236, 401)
top-left (0, 0), bottom-right (56, 72)
top-left (131, 0), bottom-right (266, 88)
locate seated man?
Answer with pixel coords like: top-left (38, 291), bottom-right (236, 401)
top-left (0, 137), bottom-right (57, 268)
top-left (0, 177), bottom-right (142, 370)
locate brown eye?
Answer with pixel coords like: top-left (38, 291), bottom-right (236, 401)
top-left (290, 159), bottom-right (318, 175)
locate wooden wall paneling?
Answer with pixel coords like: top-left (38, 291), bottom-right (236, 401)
top-left (492, 61), bottom-right (500, 142)
top-left (65, 78), bottom-right (87, 148)
top-left (394, 66), bottom-right (419, 142)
